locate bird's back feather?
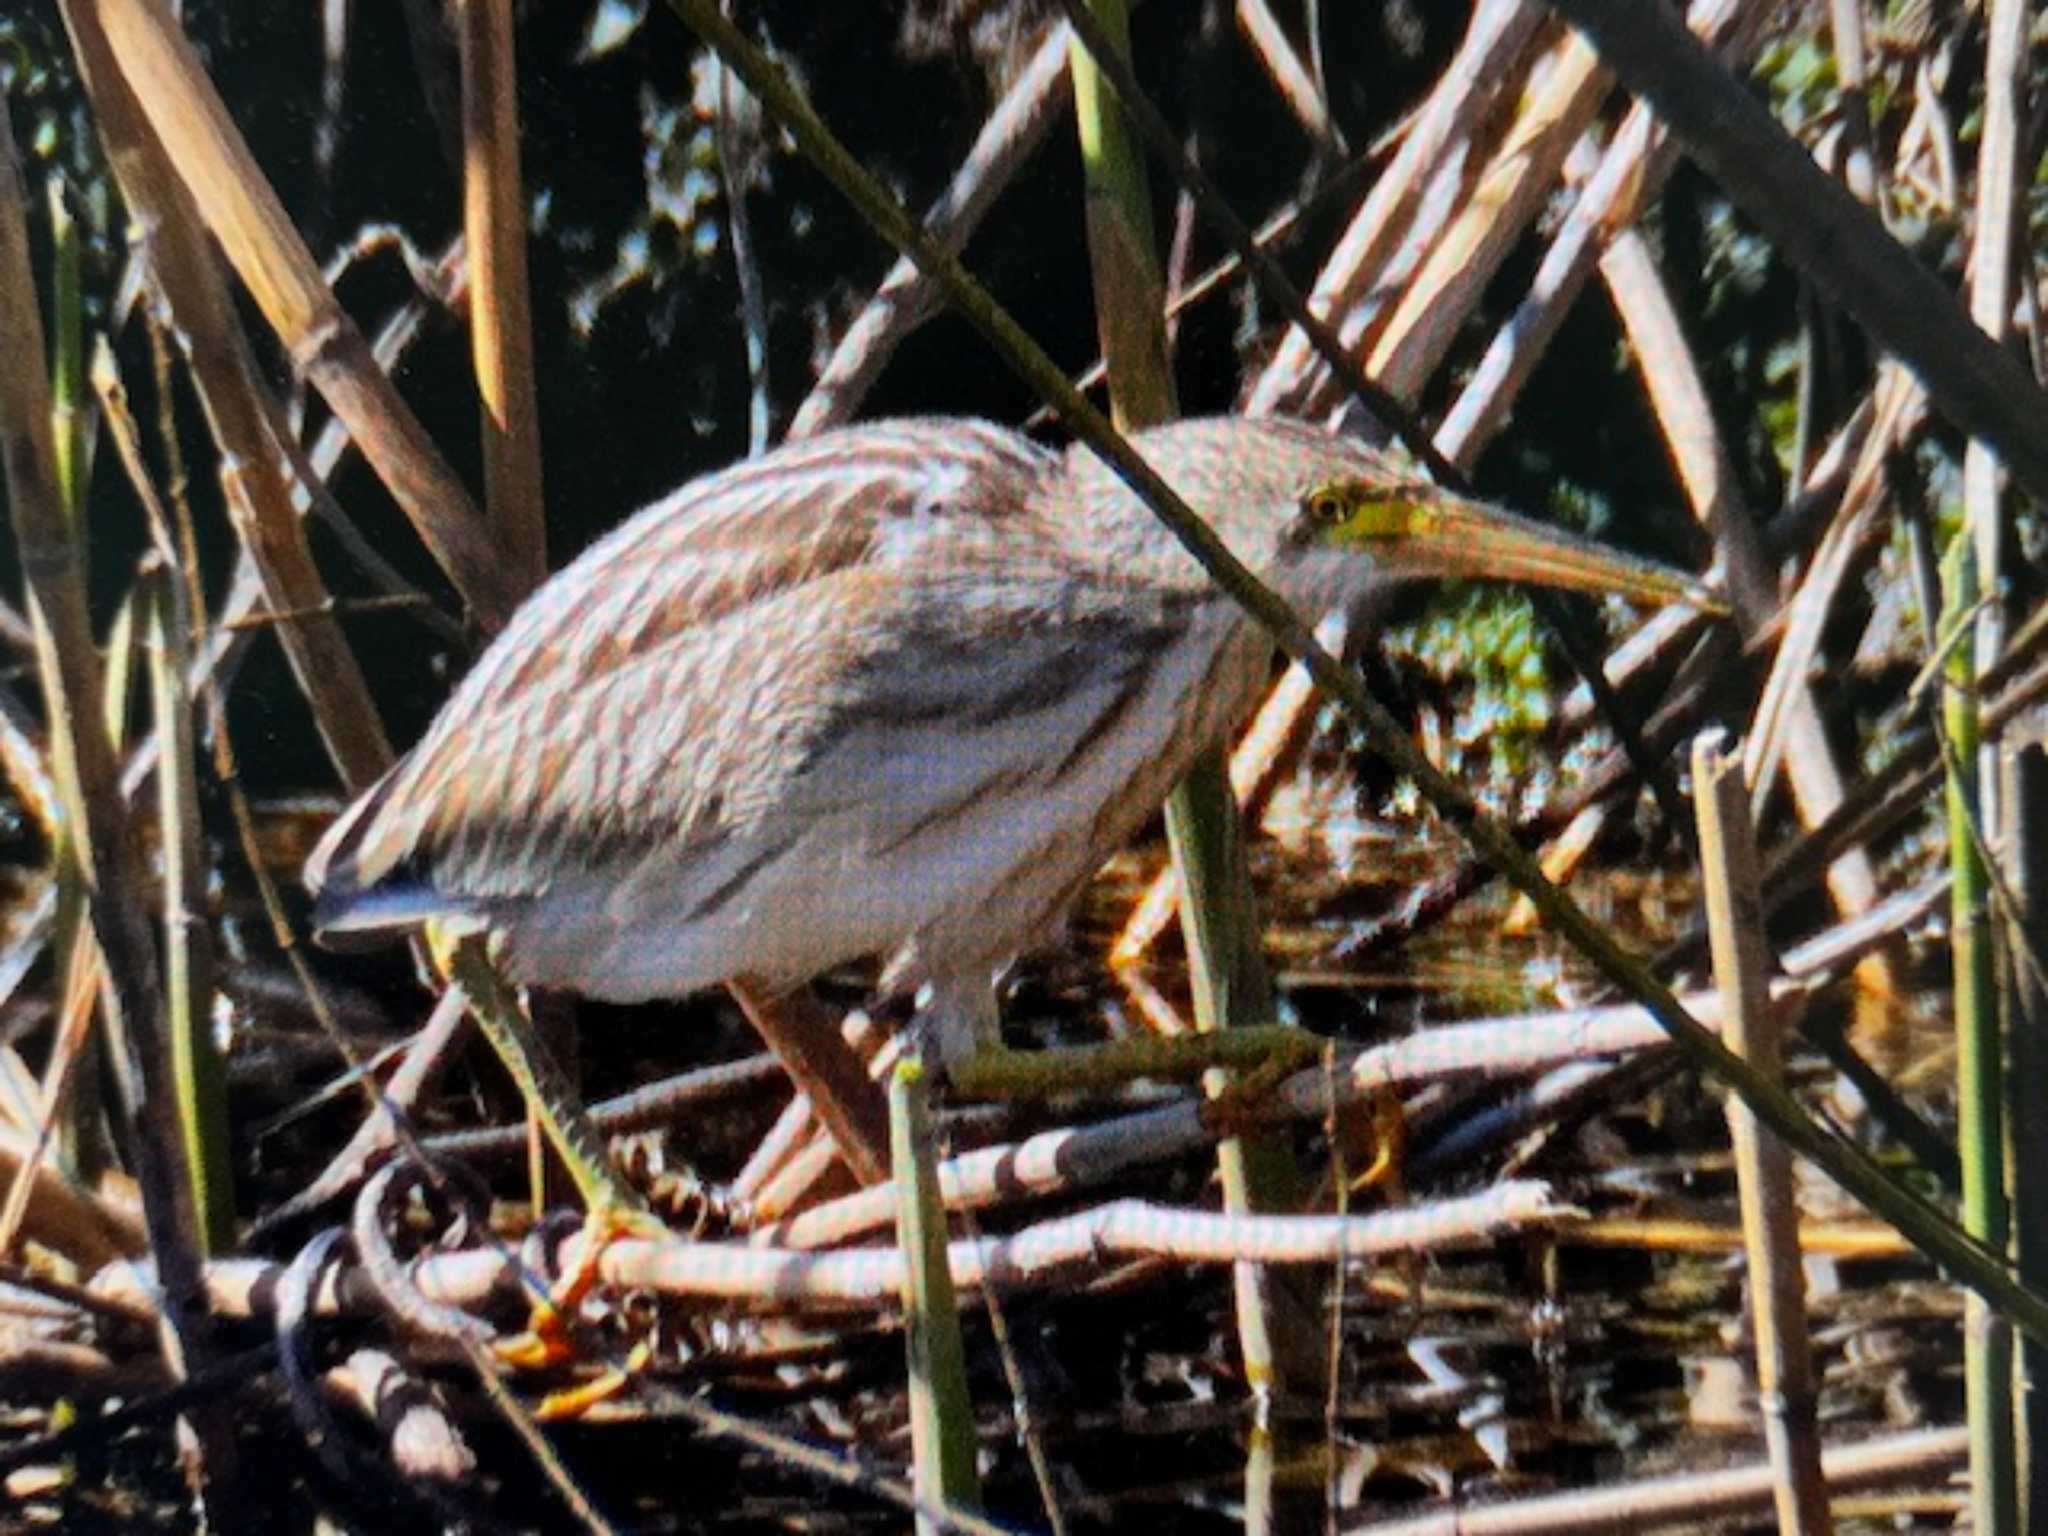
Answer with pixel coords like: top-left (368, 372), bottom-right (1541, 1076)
top-left (306, 420), bottom-right (1094, 946)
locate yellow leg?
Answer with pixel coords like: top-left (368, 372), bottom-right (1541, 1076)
top-left (1345, 1083), bottom-right (1407, 1200)
top-left (435, 928), bottom-right (646, 1217)
top-left (533, 1339), bottom-right (655, 1422)
top-left (493, 1205), bottom-right (662, 1365)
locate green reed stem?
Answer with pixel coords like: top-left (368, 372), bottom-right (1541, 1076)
top-left (1066, 7), bottom-right (1321, 1525)
top-left (143, 564), bottom-right (234, 1254)
top-left (2005, 742), bottom-right (2048, 1534)
top-left (891, 1061), bottom-right (982, 1535)
top-left (1943, 535), bottom-right (2016, 1533)
top-left (44, 175), bottom-right (109, 1186)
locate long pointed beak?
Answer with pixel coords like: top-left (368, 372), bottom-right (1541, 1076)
top-left (1403, 494), bottom-right (1725, 613)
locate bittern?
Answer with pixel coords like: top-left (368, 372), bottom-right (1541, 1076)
top-left (306, 415), bottom-right (1708, 1185)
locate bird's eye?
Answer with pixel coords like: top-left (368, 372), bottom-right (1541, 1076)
top-left (1303, 488), bottom-right (1349, 525)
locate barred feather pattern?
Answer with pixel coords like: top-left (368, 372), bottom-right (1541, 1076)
top-left (306, 416), bottom-right (1401, 1007)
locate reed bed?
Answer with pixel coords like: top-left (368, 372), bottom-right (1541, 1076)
top-left (0, 2), bottom-right (2043, 1530)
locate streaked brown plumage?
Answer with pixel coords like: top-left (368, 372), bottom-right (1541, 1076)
top-left (307, 415), bottom-right (1707, 1059)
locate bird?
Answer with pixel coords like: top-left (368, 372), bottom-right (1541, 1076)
top-left (305, 414), bottom-right (1710, 1181)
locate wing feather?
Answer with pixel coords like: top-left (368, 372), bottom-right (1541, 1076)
top-left (307, 421), bottom-right (1078, 934)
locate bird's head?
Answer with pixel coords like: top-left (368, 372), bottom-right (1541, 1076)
top-left (1112, 416), bottom-right (1722, 617)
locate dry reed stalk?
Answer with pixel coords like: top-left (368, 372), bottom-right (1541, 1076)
top-left (1545, 0), bottom-right (2048, 505)
top-left (124, 1181), bottom-right (1567, 1320)
top-left (1693, 732), bottom-right (1831, 1536)
top-left (1500, 802), bottom-right (1610, 935)
top-left (1350, 1425), bottom-right (1965, 1536)
top-left (57, 0), bottom-right (392, 789)
top-left (1244, 0), bottom-right (1542, 415)
top-left (725, 1005), bottom-right (895, 1207)
top-left (1233, 0), bottom-right (1344, 154)
top-left (0, 93), bottom-right (232, 1494)
top-left (1602, 228), bottom-right (1899, 1041)
top-left (309, 232), bottom-right (468, 481)
top-left (747, 1130), bottom-right (851, 1223)
top-left (60, 0), bottom-right (516, 630)
top-left (0, 915), bottom-right (105, 1261)
top-left (0, 1122), bottom-right (144, 1272)
top-left (790, 21), bottom-right (1075, 438)
top-left (1964, 0), bottom-right (2028, 821)
top-left (728, 1091), bottom-right (822, 1205)
top-left (456, 0), bottom-right (547, 597)
top-left (1435, 0), bottom-right (1769, 463)
top-left (1568, 1217), bottom-right (1907, 1260)
top-left (0, 691), bottom-right (58, 842)
top-left (730, 979), bottom-right (890, 1187)
top-left (1355, 29), bottom-right (1609, 405)
top-left (1744, 366), bottom-right (1924, 802)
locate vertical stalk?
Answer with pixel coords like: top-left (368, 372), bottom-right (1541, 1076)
top-left (455, 0), bottom-right (562, 1209)
top-left (1966, 6), bottom-right (2029, 1510)
top-left (60, 0), bottom-right (392, 789)
top-left (143, 561), bottom-right (233, 1254)
top-left (1693, 732), bottom-right (1831, 1535)
top-left (43, 173), bottom-right (111, 1187)
top-left (1068, 7), bottom-right (1319, 1527)
top-left (1944, 535), bottom-right (2015, 1533)
top-left (1965, 0), bottom-right (2027, 830)
top-left (2008, 742), bottom-right (2048, 1535)
top-left (891, 1063), bottom-right (982, 1535)
top-left (45, 178), bottom-right (89, 514)
top-left (455, 0), bottom-right (547, 596)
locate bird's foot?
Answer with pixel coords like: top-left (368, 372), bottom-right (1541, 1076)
top-left (495, 1206), bottom-right (667, 1416)
top-left (1342, 1082), bottom-right (1407, 1201)
top-left (531, 1339), bottom-right (655, 1422)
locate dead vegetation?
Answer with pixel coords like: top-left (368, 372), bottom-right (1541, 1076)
top-left (0, 0), bottom-right (2045, 1530)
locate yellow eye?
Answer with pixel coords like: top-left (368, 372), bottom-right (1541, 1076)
top-left (1303, 488), bottom-right (1349, 525)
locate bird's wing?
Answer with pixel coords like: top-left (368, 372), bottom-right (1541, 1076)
top-left (307, 421), bottom-right (1092, 935)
